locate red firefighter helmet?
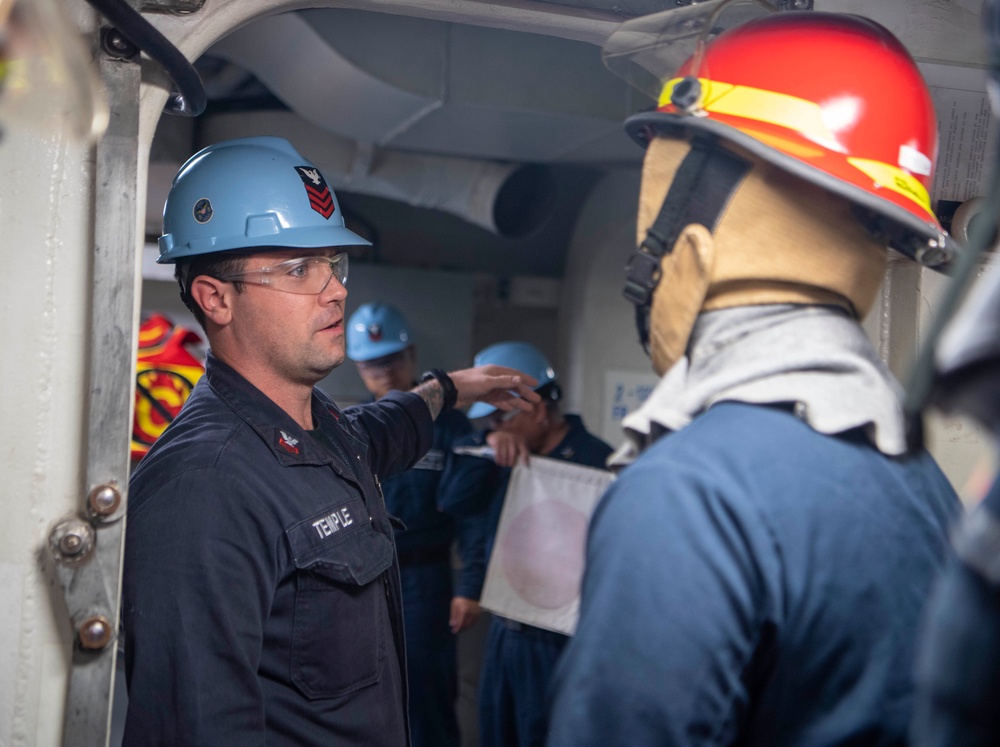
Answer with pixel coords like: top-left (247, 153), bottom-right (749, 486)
top-left (622, 11), bottom-right (955, 268)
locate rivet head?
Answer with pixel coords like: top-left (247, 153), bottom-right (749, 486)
top-left (101, 28), bottom-right (139, 60)
top-left (49, 520), bottom-right (95, 563)
top-left (88, 485), bottom-right (121, 516)
top-left (78, 616), bottom-right (113, 651)
top-left (670, 76), bottom-right (702, 113)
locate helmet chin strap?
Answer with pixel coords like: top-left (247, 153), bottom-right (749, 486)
top-left (623, 135), bottom-right (751, 355)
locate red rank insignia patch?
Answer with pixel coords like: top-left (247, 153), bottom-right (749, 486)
top-left (295, 166), bottom-right (335, 219)
top-left (278, 429), bottom-right (301, 455)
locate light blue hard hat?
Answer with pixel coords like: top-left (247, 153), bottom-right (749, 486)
top-left (467, 341), bottom-right (557, 420)
top-left (157, 136), bottom-right (370, 264)
top-left (347, 303), bottom-right (412, 361)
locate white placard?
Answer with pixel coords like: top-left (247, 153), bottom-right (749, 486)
top-left (921, 62), bottom-right (998, 205)
top-left (602, 369), bottom-right (659, 445)
top-left (479, 456), bottom-right (614, 636)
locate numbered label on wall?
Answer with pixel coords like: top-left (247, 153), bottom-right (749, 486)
top-left (602, 370), bottom-right (659, 445)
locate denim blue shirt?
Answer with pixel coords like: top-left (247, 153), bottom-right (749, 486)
top-left (548, 401), bottom-right (959, 747)
top-left (123, 353), bottom-right (433, 747)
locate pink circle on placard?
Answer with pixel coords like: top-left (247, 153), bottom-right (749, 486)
top-left (499, 500), bottom-right (588, 609)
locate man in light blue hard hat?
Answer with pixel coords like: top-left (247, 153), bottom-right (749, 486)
top-left (122, 137), bottom-right (540, 747)
top-left (347, 301), bottom-right (487, 747)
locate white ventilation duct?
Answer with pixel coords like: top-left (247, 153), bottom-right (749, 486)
top-left (186, 109), bottom-right (556, 238)
top-left (146, 127), bottom-right (554, 238)
top-left (191, 13), bottom-right (557, 237)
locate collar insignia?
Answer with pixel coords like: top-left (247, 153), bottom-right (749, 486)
top-left (278, 429), bottom-right (301, 455)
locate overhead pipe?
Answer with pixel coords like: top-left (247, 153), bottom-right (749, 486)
top-left (186, 110), bottom-right (557, 238)
top-left (197, 12), bottom-right (560, 237)
top-left (332, 142), bottom-right (555, 239)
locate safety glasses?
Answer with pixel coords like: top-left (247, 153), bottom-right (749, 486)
top-left (217, 254), bottom-right (349, 295)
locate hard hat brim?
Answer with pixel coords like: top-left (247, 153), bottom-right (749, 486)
top-left (157, 224), bottom-right (370, 264)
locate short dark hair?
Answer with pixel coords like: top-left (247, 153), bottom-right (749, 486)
top-left (175, 251), bottom-right (252, 330)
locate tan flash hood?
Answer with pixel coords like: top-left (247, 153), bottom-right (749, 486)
top-left (637, 136), bottom-right (888, 374)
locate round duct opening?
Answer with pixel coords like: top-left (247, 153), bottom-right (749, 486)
top-left (493, 165), bottom-right (556, 239)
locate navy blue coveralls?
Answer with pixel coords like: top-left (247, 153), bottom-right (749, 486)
top-left (122, 354), bottom-right (433, 747)
top-left (382, 407), bottom-right (487, 747)
top-left (547, 402), bottom-right (960, 746)
top-left (460, 414), bottom-right (612, 747)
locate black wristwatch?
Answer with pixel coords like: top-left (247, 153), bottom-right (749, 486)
top-left (420, 369), bottom-right (458, 412)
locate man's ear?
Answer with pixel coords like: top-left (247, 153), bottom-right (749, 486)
top-left (189, 275), bottom-right (233, 327)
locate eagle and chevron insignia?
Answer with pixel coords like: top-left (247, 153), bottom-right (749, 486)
top-left (294, 166), bottom-right (336, 219)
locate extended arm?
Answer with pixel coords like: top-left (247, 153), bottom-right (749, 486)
top-left (412, 365), bottom-right (540, 420)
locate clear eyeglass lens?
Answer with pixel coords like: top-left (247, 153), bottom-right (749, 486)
top-left (272, 255), bottom-right (349, 294)
top-left (229, 255), bottom-right (349, 295)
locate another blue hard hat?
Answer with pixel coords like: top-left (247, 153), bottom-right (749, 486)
top-left (347, 303), bottom-right (411, 361)
top-left (467, 341), bottom-right (557, 419)
top-left (157, 136), bottom-right (370, 263)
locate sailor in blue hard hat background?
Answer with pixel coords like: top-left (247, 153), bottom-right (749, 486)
top-left (347, 301), bottom-right (488, 747)
top-left (459, 341), bottom-right (612, 747)
top-left (122, 136), bottom-right (540, 747)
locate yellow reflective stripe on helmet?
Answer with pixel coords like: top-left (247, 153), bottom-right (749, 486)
top-left (660, 77), bottom-right (933, 215)
top-left (847, 157), bottom-right (932, 214)
top-left (662, 77), bottom-right (839, 149)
